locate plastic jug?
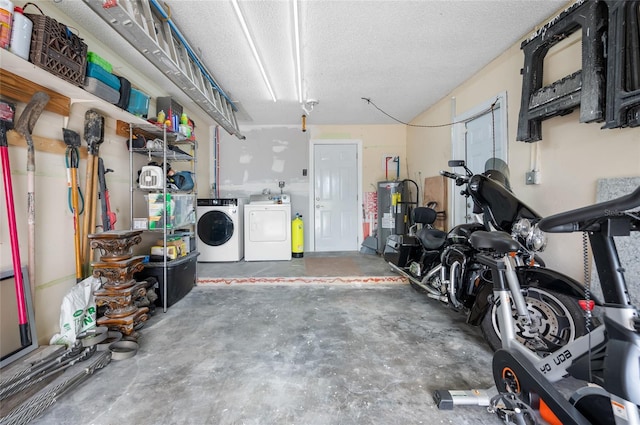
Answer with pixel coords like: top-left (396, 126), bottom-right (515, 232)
top-left (9, 6), bottom-right (32, 60)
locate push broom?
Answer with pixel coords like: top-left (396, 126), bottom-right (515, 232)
top-left (0, 101), bottom-right (31, 347)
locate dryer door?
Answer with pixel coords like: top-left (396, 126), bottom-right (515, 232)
top-left (197, 210), bottom-right (234, 246)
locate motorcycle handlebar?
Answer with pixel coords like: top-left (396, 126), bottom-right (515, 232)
top-left (440, 170), bottom-right (469, 186)
top-left (440, 170), bottom-right (458, 180)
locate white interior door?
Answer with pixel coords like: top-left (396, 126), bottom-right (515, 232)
top-left (312, 142), bottom-right (360, 251)
top-left (451, 94), bottom-right (508, 225)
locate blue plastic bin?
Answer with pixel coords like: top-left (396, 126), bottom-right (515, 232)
top-left (127, 88), bottom-right (150, 117)
top-left (85, 62), bottom-right (120, 91)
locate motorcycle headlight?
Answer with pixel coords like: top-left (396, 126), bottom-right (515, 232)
top-left (526, 224), bottom-right (547, 252)
top-left (512, 218), bottom-right (532, 238)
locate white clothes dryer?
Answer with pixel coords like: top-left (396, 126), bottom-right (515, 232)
top-left (196, 198), bottom-right (244, 262)
top-left (244, 194), bottom-right (291, 261)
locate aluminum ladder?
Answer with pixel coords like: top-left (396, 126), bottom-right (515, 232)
top-left (81, 0), bottom-right (244, 139)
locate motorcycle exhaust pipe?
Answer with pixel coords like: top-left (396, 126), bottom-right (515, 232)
top-left (388, 262), bottom-right (446, 300)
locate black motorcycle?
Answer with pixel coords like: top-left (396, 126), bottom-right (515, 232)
top-left (386, 158), bottom-right (591, 354)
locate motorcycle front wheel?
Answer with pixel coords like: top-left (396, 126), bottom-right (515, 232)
top-left (480, 287), bottom-right (587, 355)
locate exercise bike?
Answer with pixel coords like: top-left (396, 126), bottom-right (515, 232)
top-left (485, 186), bottom-right (640, 424)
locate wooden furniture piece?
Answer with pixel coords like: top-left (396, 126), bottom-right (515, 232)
top-left (89, 230), bottom-right (149, 338)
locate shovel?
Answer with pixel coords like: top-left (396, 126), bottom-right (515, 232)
top-left (81, 110), bottom-right (104, 275)
top-left (0, 100), bottom-right (31, 347)
top-left (62, 128), bottom-right (83, 282)
top-left (14, 91), bottom-right (50, 308)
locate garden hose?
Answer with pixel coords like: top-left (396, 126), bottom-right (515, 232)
top-left (65, 146), bottom-right (84, 215)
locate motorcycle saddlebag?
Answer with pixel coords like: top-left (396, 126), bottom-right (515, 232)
top-left (383, 234), bottom-right (421, 268)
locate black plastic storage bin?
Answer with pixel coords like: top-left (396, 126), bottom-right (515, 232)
top-left (135, 251), bottom-right (199, 308)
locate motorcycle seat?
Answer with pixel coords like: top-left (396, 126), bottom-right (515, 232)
top-left (418, 228), bottom-right (446, 250)
top-left (469, 231), bottom-right (520, 254)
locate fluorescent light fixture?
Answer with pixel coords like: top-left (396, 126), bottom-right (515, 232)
top-left (293, 0), bottom-right (303, 103)
top-left (231, 0), bottom-right (277, 102)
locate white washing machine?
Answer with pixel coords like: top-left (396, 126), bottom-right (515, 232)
top-left (244, 194), bottom-right (291, 261)
top-left (196, 198), bottom-right (245, 262)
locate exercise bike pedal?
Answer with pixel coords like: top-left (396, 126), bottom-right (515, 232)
top-left (488, 392), bottom-right (539, 425)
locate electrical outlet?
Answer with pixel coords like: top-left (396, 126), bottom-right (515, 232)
top-left (525, 171), bottom-right (541, 185)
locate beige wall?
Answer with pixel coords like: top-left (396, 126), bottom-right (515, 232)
top-left (406, 25), bottom-right (640, 281)
top-left (309, 124), bottom-right (407, 190)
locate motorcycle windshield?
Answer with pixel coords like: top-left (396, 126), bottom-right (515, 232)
top-left (472, 157), bottom-right (539, 231)
top-left (483, 158), bottom-right (511, 191)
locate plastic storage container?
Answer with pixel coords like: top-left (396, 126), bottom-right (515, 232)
top-left (127, 87), bottom-right (150, 117)
top-left (85, 62), bottom-right (120, 90)
top-left (83, 76), bottom-right (120, 104)
top-left (157, 96), bottom-right (183, 118)
top-left (26, 8), bottom-right (87, 86)
top-left (134, 251), bottom-right (199, 308)
top-left (86, 51), bottom-right (112, 73)
top-left (146, 193), bottom-right (195, 230)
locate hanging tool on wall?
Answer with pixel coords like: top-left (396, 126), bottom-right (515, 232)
top-left (62, 128), bottom-right (84, 282)
top-left (14, 91), bottom-right (50, 308)
top-left (0, 100), bottom-right (32, 347)
top-left (81, 110), bottom-right (105, 276)
top-left (97, 157), bottom-right (116, 232)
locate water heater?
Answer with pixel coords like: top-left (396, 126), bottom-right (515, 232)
top-left (376, 180), bottom-right (404, 253)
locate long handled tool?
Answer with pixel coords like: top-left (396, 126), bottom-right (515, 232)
top-left (97, 157), bottom-right (116, 231)
top-left (62, 129), bottom-right (84, 282)
top-left (81, 110), bottom-right (104, 275)
top-left (0, 101), bottom-right (31, 347)
top-left (14, 91), bottom-right (50, 304)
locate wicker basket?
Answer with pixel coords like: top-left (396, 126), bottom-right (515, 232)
top-left (25, 5), bottom-right (88, 86)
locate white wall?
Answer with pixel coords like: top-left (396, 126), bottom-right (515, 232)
top-left (216, 124), bottom-right (406, 251)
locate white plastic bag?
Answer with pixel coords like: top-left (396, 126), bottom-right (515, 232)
top-left (49, 276), bottom-right (102, 346)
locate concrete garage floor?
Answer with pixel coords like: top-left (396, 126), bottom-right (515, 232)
top-left (28, 254), bottom-right (504, 425)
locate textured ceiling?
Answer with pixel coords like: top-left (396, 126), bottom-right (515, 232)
top-left (56, 0), bottom-right (569, 128)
